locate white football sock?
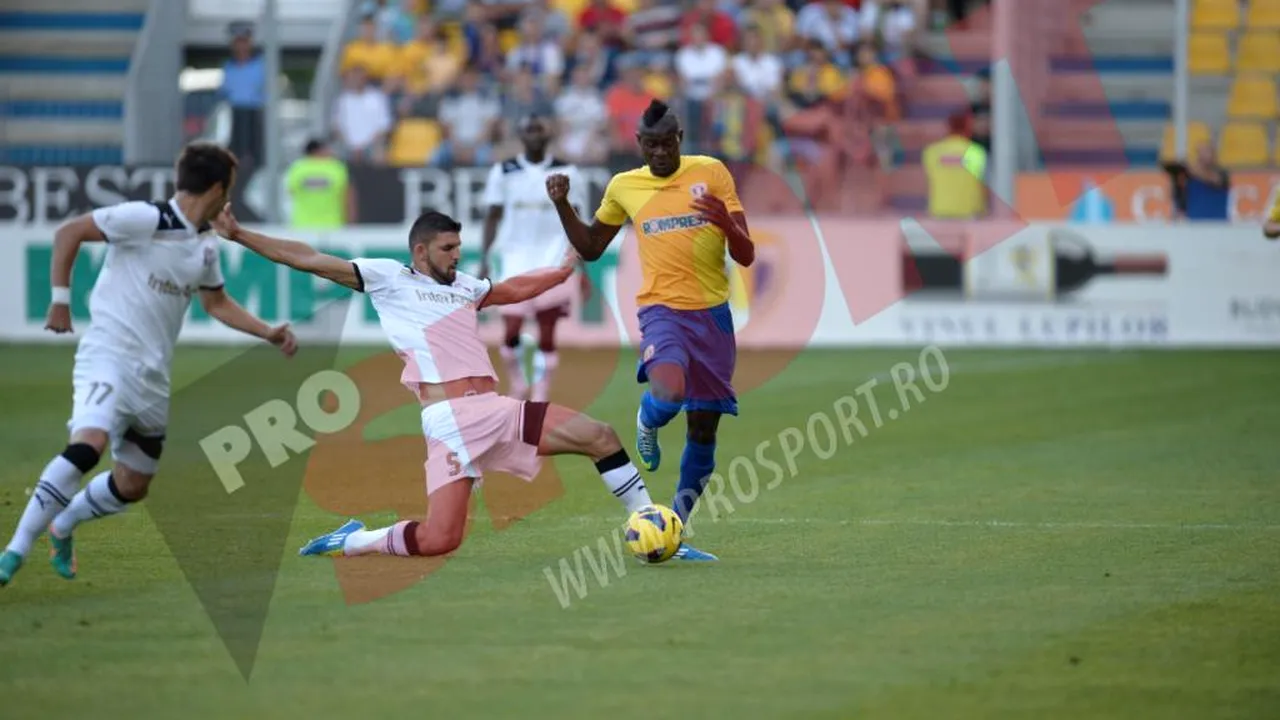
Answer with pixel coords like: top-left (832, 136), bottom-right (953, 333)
top-left (594, 451), bottom-right (653, 513)
top-left (5, 455), bottom-right (84, 556)
top-left (51, 471), bottom-right (129, 538)
top-left (342, 521), bottom-right (417, 556)
top-left (530, 350), bottom-right (558, 402)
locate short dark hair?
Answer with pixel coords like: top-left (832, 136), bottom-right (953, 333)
top-left (176, 143), bottom-right (239, 194)
top-left (408, 210), bottom-right (462, 250)
top-left (305, 138), bottom-right (326, 155)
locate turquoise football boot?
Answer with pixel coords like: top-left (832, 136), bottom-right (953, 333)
top-left (298, 519), bottom-right (365, 557)
top-left (0, 551), bottom-right (23, 586)
top-left (48, 526), bottom-right (76, 579)
top-left (635, 408), bottom-right (662, 473)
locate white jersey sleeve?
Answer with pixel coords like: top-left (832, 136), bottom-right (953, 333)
top-left (454, 271), bottom-right (493, 305)
top-left (200, 244), bottom-right (226, 290)
top-left (481, 162), bottom-right (506, 209)
top-left (91, 201), bottom-right (161, 246)
top-left (351, 257), bottom-right (406, 295)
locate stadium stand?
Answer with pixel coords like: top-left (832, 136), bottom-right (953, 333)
top-left (0, 0), bottom-right (148, 165)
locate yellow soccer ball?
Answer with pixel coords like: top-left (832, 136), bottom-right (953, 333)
top-left (623, 504), bottom-right (684, 564)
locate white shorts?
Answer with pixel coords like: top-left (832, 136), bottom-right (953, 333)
top-left (67, 350), bottom-right (169, 475)
top-left (497, 272), bottom-right (579, 318)
top-left (419, 393), bottom-right (546, 496)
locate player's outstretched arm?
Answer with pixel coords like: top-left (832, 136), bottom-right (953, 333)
top-left (546, 173), bottom-right (621, 261)
top-left (212, 204), bottom-right (361, 290)
top-left (480, 252), bottom-right (576, 309)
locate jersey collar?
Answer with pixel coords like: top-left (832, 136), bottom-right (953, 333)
top-left (518, 153), bottom-right (553, 171)
top-left (168, 197), bottom-right (210, 234)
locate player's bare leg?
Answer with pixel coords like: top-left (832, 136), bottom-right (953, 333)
top-left (300, 404), bottom-right (656, 559)
top-left (529, 307), bottom-right (563, 403)
top-left (300, 479), bottom-right (477, 559)
top-left (499, 315), bottom-right (530, 400)
top-left (1, 428), bottom-right (111, 585)
top-left (636, 362), bottom-right (686, 472)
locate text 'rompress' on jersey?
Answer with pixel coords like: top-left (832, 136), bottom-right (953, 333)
top-left (352, 258), bottom-right (496, 387)
top-left (81, 199), bottom-right (225, 381)
top-left (482, 154), bottom-right (587, 280)
top-left (595, 155), bottom-right (744, 310)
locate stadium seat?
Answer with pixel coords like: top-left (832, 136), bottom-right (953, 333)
top-left (1227, 75), bottom-right (1279, 118)
top-left (1218, 122), bottom-right (1270, 167)
top-left (388, 119), bottom-right (442, 166)
top-left (1236, 32), bottom-right (1280, 73)
top-left (499, 28), bottom-right (521, 54)
top-left (1192, 0), bottom-right (1240, 29)
top-left (1188, 32), bottom-right (1231, 74)
top-left (1159, 121), bottom-right (1212, 161)
top-left (1246, 0), bottom-right (1280, 28)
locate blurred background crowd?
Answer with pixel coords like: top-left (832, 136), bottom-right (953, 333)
top-left (229, 0), bottom-right (993, 214)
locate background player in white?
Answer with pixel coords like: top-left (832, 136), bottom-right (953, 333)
top-left (209, 207), bottom-right (657, 559)
top-left (0, 143), bottom-right (297, 587)
top-left (478, 114), bottom-right (589, 402)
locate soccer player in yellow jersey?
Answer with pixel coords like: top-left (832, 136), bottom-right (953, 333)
top-left (546, 100), bottom-right (756, 562)
top-left (1265, 191), bottom-right (1280, 240)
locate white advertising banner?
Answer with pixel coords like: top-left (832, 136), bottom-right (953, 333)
top-left (2, 220), bottom-right (1278, 348)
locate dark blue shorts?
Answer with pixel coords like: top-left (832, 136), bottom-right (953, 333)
top-left (636, 303), bottom-right (738, 416)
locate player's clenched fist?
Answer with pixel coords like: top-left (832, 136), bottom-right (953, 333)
top-left (546, 173), bottom-right (570, 203)
top-left (45, 303), bottom-right (72, 334)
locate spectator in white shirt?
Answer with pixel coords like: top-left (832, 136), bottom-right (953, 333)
top-left (553, 64), bottom-right (610, 163)
top-left (433, 67), bottom-right (502, 166)
top-left (732, 25), bottom-right (783, 101)
top-left (859, 0), bottom-right (918, 64)
top-left (505, 14), bottom-right (565, 91)
top-left (676, 23), bottom-right (728, 102)
top-left (331, 67), bottom-right (393, 163)
top-left (794, 0), bottom-right (862, 68)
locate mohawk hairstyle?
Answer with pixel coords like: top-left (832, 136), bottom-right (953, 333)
top-left (638, 99), bottom-right (680, 135)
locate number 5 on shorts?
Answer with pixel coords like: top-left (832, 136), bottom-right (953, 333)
top-left (446, 452), bottom-right (463, 478)
top-left (86, 381), bottom-right (114, 406)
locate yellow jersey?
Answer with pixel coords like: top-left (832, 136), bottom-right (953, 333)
top-left (596, 155), bottom-right (744, 310)
top-left (1268, 190), bottom-right (1280, 224)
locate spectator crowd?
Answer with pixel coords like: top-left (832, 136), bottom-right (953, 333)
top-left (325, 0), bottom-right (989, 210)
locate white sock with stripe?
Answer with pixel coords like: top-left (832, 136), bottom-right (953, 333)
top-left (594, 449), bottom-right (653, 513)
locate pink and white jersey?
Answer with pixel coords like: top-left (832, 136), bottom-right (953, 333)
top-left (351, 258), bottom-right (497, 387)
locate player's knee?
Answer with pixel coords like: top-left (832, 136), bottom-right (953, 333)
top-left (69, 428), bottom-right (109, 456)
top-left (687, 425), bottom-right (717, 446)
top-left (59, 442), bottom-right (102, 474)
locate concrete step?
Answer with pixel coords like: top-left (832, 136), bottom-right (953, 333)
top-left (0, 0), bottom-right (148, 14)
top-left (0, 73), bottom-right (128, 100)
top-left (0, 29), bottom-right (138, 57)
top-left (0, 118), bottom-right (123, 145)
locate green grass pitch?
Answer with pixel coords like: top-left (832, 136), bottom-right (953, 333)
top-left (0, 343), bottom-right (1278, 718)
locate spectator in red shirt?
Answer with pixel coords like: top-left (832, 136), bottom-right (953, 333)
top-left (579, 0), bottom-right (627, 48)
top-left (680, 0), bottom-right (738, 50)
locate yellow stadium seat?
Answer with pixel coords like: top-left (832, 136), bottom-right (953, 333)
top-left (1188, 32), bottom-right (1231, 74)
top-left (388, 119), bottom-right (442, 166)
top-left (1192, 0), bottom-right (1240, 29)
top-left (1236, 32), bottom-right (1280, 73)
top-left (554, 0), bottom-right (589, 26)
top-left (1227, 75), bottom-right (1279, 118)
top-left (1160, 121), bottom-right (1212, 161)
top-left (1218, 122), bottom-right (1270, 168)
top-left (1247, 0), bottom-right (1280, 28)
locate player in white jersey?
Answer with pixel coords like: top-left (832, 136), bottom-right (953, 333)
top-left (209, 206), bottom-right (658, 559)
top-left (479, 114), bottom-right (589, 402)
top-left (0, 143), bottom-right (298, 587)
